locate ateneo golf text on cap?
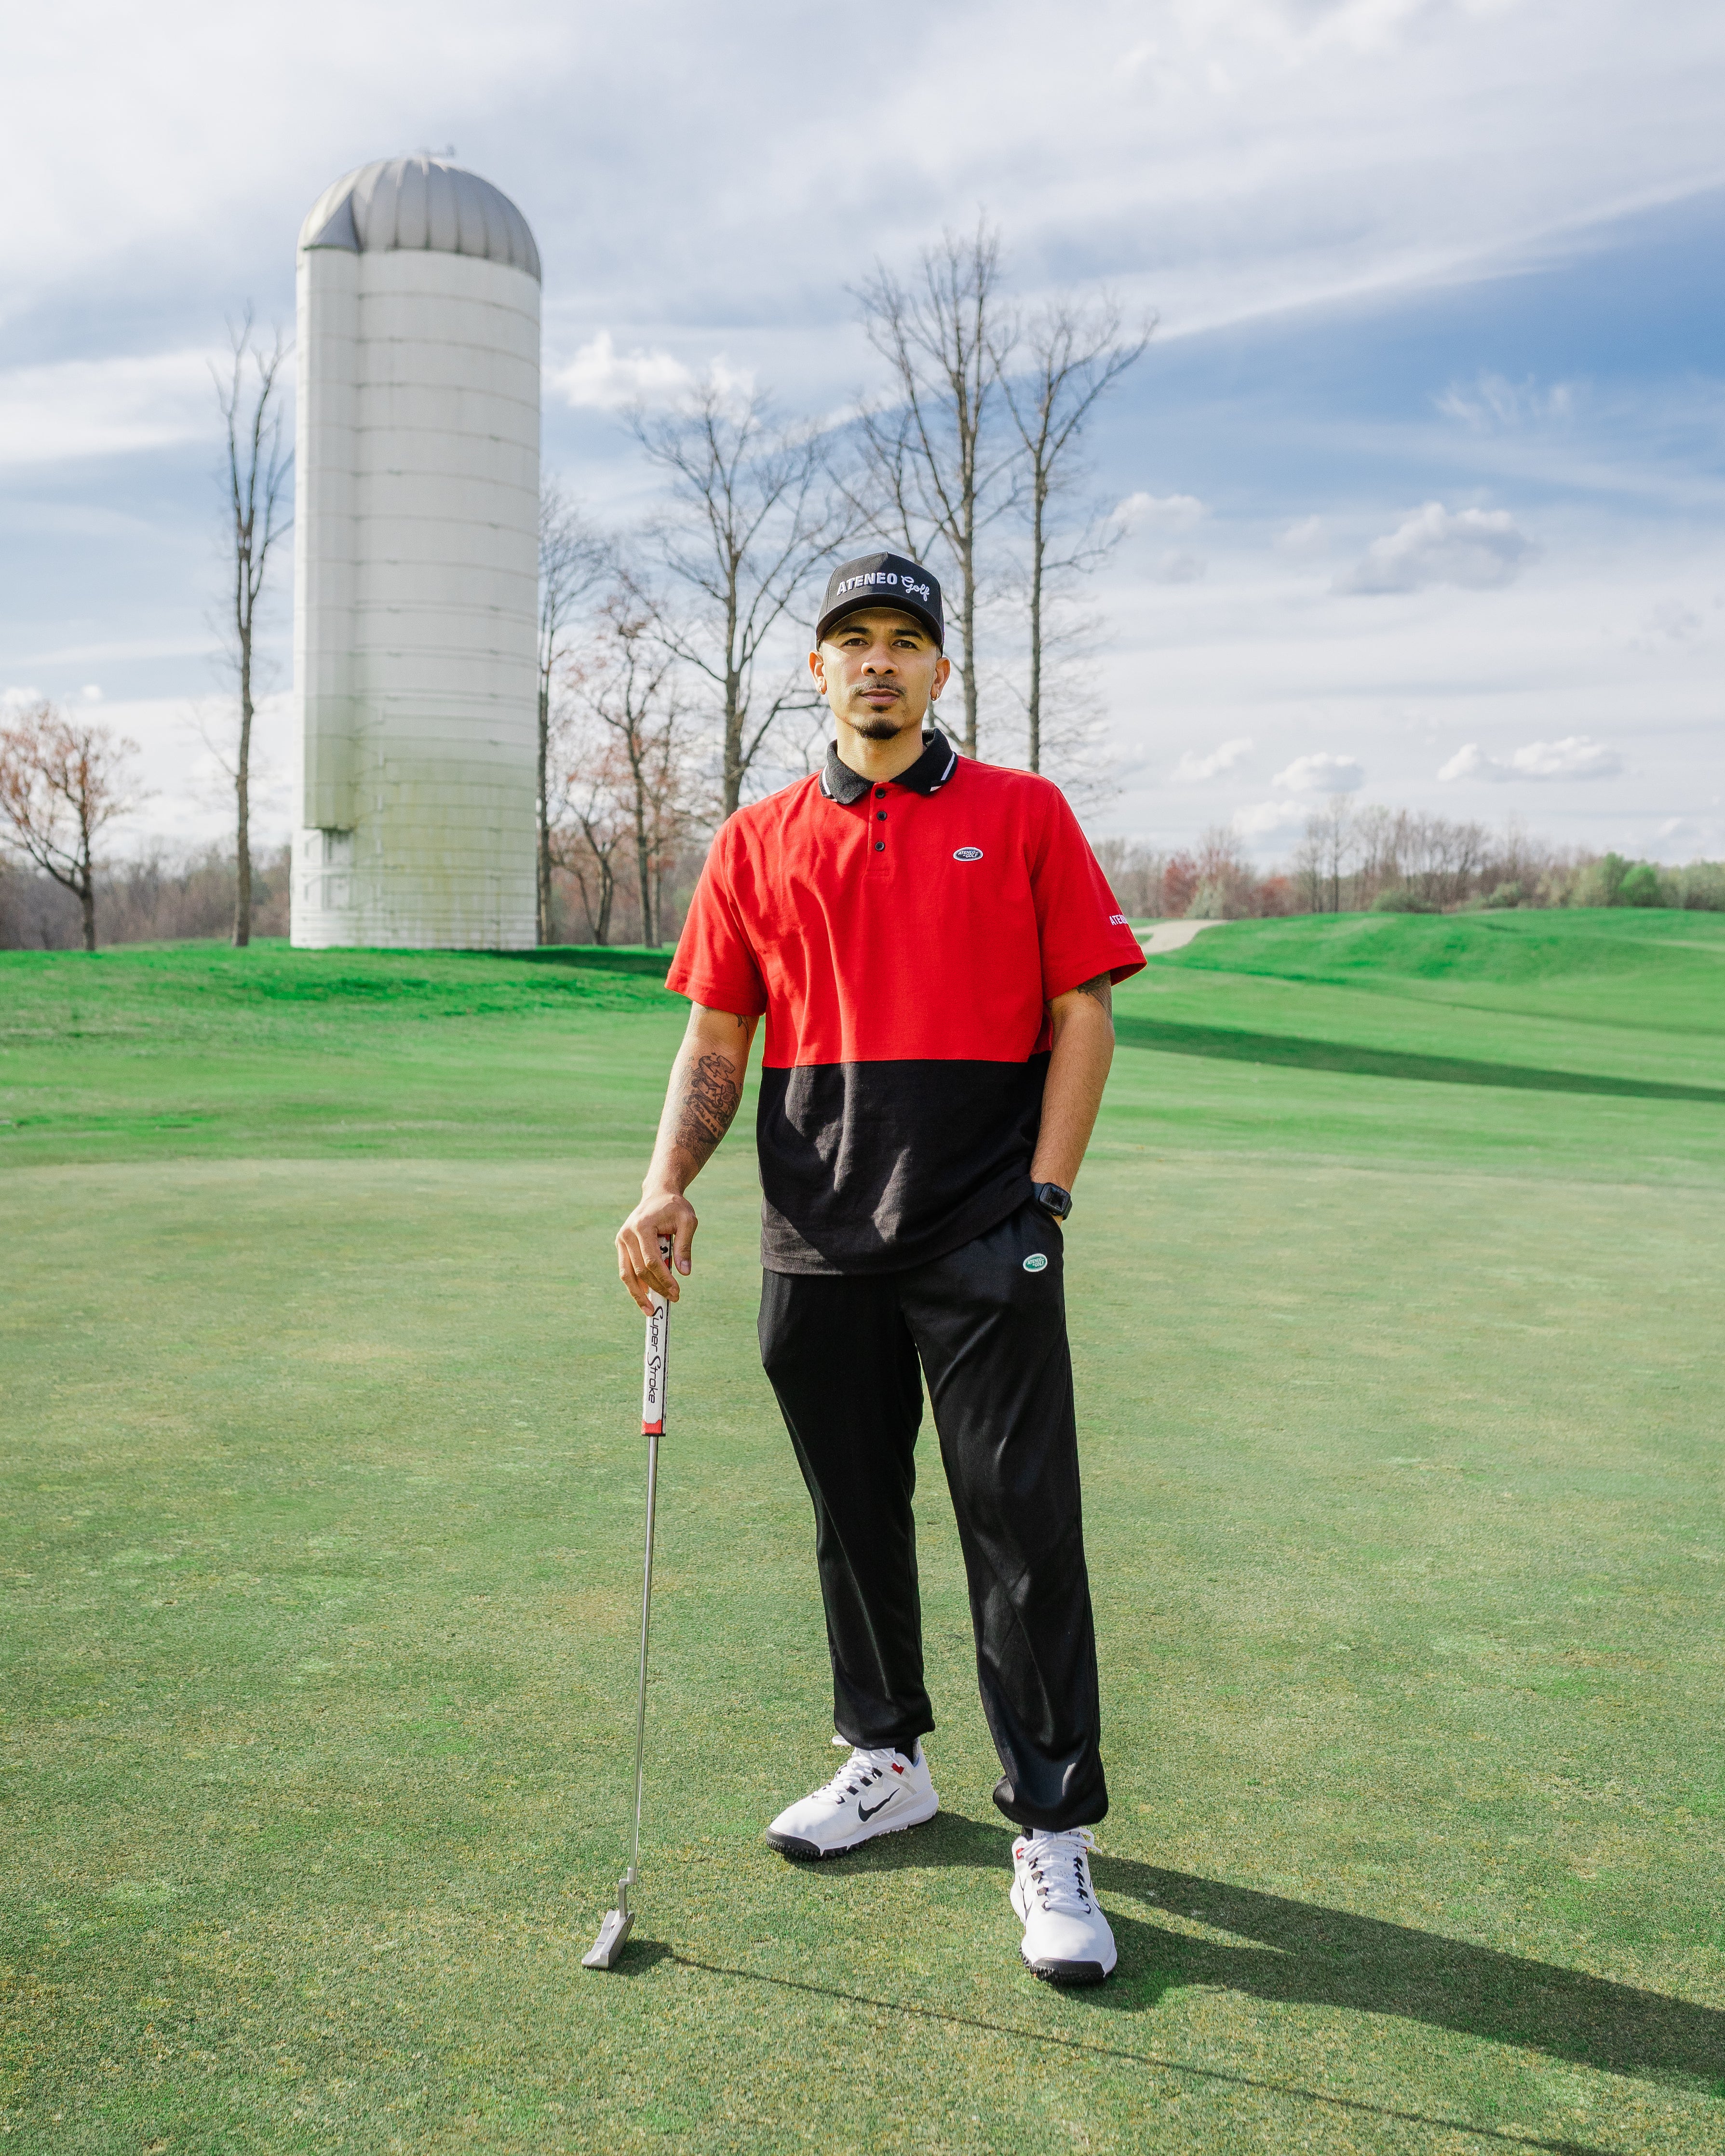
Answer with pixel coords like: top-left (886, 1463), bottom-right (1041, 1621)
top-left (665, 735), bottom-right (1145, 1274)
top-left (816, 552), bottom-right (944, 650)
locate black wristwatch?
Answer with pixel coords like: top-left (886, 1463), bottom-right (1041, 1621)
top-left (1032, 1181), bottom-right (1073, 1222)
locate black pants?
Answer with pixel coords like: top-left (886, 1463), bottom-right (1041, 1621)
top-left (758, 1202), bottom-right (1107, 1832)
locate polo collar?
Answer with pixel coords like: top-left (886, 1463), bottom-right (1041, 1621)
top-left (820, 729), bottom-right (959, 806)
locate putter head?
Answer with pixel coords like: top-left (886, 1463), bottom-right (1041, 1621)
top-left (582, 1906), bottom-right (634, 1969)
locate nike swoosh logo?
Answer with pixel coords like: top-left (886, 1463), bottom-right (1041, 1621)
top-left (858, 1795), bottom-right (897, 1822)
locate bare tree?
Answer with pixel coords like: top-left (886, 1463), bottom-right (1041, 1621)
top-left (1349, 803), bottom-right (1401, 904)
top-left (851, 219), bottom-right (1020, 757)
top-left (1188, 825), bottom-right (1284, 918)
top-left (546, 664), bottom-right (629, 945)
top-left (1294, 795), bottom-right (1358, 913)
top-left (998, 602), bottom-right (1117, 804)
top-left (566, 602), bottom-right (697, 945)
top-left (549, 746), bottom-right (628, 943)
top-left (0, 704), bottom-right (144, 951)
top-left (1346, 805), bottom-right (1492, 909)
top-left (537, 481), bottom-right (609, 942)
top-left (630, 382), bottom-right (847, 820)
top-left (213, 310), bottom-right (293, 948)
top-left (1091, 835), bottom-right (1168, 918)
top-left (997, 297), bottom-right (1150, 774)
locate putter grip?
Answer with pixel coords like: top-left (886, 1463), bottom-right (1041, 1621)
top-left (641, 1237), bottom-right (671, 1435)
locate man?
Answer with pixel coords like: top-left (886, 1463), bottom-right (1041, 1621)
top-left (615, 551), bottom-right (1145, 1984)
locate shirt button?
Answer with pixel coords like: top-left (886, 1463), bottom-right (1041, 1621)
top-left (876, 810), bottom-right (887, 821)
top-left (875, 841), bottom-right (886, 852)
top-left (874, 787), bottom-right (887, 798)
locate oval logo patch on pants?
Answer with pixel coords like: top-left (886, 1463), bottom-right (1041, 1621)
top-left (1023, 1253), bottom-right (1049, 1273)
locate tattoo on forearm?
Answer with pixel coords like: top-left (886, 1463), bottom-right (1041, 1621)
top-left (1074, 973), bottom-right (1113, 1015)
top-left (672, 1051), bottom-right (742, 1163)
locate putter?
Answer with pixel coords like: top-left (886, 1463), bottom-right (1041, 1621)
top-left (583, 1237), bottom-right (672, 1970)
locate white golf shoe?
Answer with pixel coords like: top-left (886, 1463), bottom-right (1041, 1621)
top-left (1010, 1826), bottom-right (1117, 1984)
top-left (765, 1742), bottom-right (939, 1860)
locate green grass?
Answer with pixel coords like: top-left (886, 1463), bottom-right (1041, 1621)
top-left (3, 918), bottom-right (1724, 2153)
top-left (0, 943), bottom-right (685, 1168)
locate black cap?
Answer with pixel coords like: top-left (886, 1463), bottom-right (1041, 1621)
top-left (816, 552), bottom-right (943, 650)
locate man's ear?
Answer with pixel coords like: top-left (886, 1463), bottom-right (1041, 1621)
top-left (808, 648), bottom-right (827, 694)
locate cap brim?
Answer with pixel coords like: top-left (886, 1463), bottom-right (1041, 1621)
top-left (816, 598), bottom-right (943, 651)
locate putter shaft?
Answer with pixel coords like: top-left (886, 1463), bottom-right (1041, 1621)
top-left (586, 1252), bottom-right (670, 1971)
top-left (625, 1423), bottom-right (660, 1886)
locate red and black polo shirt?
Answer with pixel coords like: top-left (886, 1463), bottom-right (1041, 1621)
top-left (666, 731), bottom-right (1147, 1274)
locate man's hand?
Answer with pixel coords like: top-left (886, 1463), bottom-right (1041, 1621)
top-left (616, 1189), bottom-right (697, 1312)
top-left (614, 1003), bottom-right (759, 1314)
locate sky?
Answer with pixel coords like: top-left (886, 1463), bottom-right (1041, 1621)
top-left (3, 0), bottom-right (1724, 862)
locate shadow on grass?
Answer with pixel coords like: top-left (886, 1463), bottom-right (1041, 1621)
top-left (593, 1938), bottom-right (674, 1976)
top-left (509, 947), bottom-right (674, 977)
top-left (823, 1812), bottom-right (1725, 2091)
top-left (1113, 1011), bottom-right (1725, 1104)
top-left (665, 1946), bottom-right (1611, 2152)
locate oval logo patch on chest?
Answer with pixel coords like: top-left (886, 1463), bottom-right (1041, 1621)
top-left (953, 846), bottom-right (984, 862)
top-left (1022, 1253), bottom-right (1048, 1273)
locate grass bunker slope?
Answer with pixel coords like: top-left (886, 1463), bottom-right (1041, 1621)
top-left (3, 914), bottom-right (1723, 2154)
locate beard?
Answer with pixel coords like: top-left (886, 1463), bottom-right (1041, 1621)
top-left (851, 714), bottom-right (910, 741)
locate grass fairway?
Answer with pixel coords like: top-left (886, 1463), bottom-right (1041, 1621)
top-left (3, 916), bottom-right (1724, 2154)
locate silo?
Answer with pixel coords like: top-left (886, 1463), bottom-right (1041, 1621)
top-left (291, 155), bottom-right (541, 949)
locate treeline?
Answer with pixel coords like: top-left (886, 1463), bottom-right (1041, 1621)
top-left (1096, 803), bottom-right (1725, 920)
top-left (0, 845), bottom-right (291, 951)
top-left (10, 818), bottom-right (1720, 953)
top-left (0, 835), bottom-right (701, 953)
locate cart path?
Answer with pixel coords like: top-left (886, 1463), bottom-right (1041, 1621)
top-left (1140, 918), bottom-right (1227, 956)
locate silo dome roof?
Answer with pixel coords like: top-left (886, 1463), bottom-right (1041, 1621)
top-left (299, 156), bottom-right (540, 282)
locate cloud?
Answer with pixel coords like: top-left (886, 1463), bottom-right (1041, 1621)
top-left (1439, 736), bottom-right (1623, 782)
top-left (1112, 498), bottom-right (1209, 582)
top-left (0, 351), bottom-right (217, 467)
top-left (549, 331), bottom-right (753, 413)
top-left (1172, 736), bottom-right (1253, 782)
top-left (1276, 515), bottom-right (1326, 555)
top-left (1336, 503), bottom-right (1537, 594)
top-left (1436, 372), bottom-right (1577, 429)
top-left (2, 685), bottom-right (45, 711)
top-left (1114, 491), bottom-right (1205, 533)
top-left (1637, 599), bottom-right (1711, 644)
top-left (1232, 800), bottom-right (1307, 840)
top-left (1232, 754), bottom-right (1370, 839)
top-left (1651, 814), bottom-right (1725, 856)
top-left (1274, 752), bottom-right (1365, 793)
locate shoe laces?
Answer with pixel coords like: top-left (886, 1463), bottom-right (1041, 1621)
top-left (816, 1745), bottom-right (905, 1809)
top-left (1015, 1826), bottom-right (1099, 1916)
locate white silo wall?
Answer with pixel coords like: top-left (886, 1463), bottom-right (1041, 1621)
top-left (292, 217), bottom-right (540, 948)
